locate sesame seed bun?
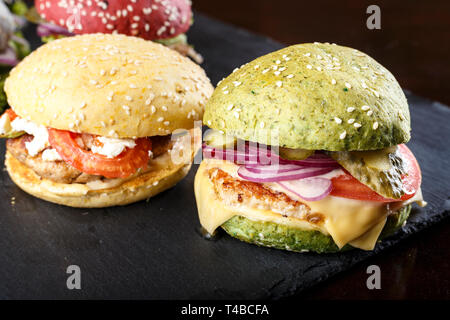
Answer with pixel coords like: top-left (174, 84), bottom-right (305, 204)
top-left (204, 43), bottom-right (410, 151)
top-left (35, 0), bottom-right (192, 40)
top-left (5, 127), bottom-right (200, 207)
top-left (5, 34), bottom-right (213, 138)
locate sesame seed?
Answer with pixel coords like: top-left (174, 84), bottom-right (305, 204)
top-left (274, 71), bottom-right (281, 76)
top-left (163, 121), bottom-right (170, 126)
top-left (316, 66), bottom-right (322, 71)
top-left (223, 91), bottom-right (229, 94)
top-left (262, 69), bottom-right (270, 74)
top-left (339, 131), bottom-right (347, 140)
top-left (367, 110), bottom-right (373, 116)
top-left (348, 118), bottom-right (355, 124)
top-left (233, 81), bottom-right (242, 87)
top-left (354, 123), bottom-right (362, 128)
top-left (157, 117), bottom-right (164, 122)
top-left (331, 79), bottom-right (337, 85)
top-left (306, 65), bottom-right (312, 70)
top-left (151, 106), bottom-right (156, 114)
top-left (345, 82), bottom-right (352, 89)
top-left (129, 84), bottom-right (137, 89)
top-left (89, 80), bottom-right (98, 85)
top-left (227, 104), bottom-right (234, 111)
top-left (276, 81), bottom-right (283, 87)
top-left (276, 60), bottom-right (281, 64)
top-left (254, 65), bottom-right (260, 69)
top-left (233, 111), bottom-right (240, 119)
top-left (373, 122), bottom-right (379, 130)
top-left (304, 53), bottom-right (311, 57)
top-left (260, 122), bottom-right (265, 128)
top-left (347, 107), bottom-right (355, 112)
top-left (334, 117), bottom-right (342, 124)
top-left (361, 105), bottom-right (370, 111)
top-left (287, 74), bottom-right (294, 79)
top-left (162, 106), bottom-right (168, 111)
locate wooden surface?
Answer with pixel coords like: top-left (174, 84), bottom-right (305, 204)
top-left (194, 0), bottom-right (450, 300)
top-left (194, 0), bottom-right (450, 106)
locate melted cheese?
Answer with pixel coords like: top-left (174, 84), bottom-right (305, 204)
top-left (195, 159), bottom-right (424, 251)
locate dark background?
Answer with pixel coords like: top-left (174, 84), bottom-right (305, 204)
top-left (194, 0), bottom-right (450, 300)
top-left (195, 0), bottom-right (450, 106)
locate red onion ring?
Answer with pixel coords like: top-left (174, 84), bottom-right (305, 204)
top-left (237, 166), bottom-right (334, 183)
top-left (37, 23), bottom-right (74, 37)
top-left (202, 143), bottom-right (258, 164)
top-left (278, 178), bottom-right (332, 201)
top-left (203, 143), bottom-right (339, 167)
top-left (0, 47), bottom-right (18, 66)
top-left (244, 163), bottom-right (303, 174)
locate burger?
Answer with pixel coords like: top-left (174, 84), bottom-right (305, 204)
top-left (0, 0), bottom-right (30, 111)
top-left (31, 0), bottom-right (203, 63)
top-left (195, 43), bottom-right (426, 253)
top-left (1, 33), bottom-right (213, 207)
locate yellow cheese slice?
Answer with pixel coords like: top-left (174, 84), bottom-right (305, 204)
top-left (195, 159), bottom-right (423, 250)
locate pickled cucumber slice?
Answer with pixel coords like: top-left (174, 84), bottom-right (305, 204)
top-left (279, 147), bottom-right (314, 160)
top-left (204, 129), bottom-right (237, 149)
top-left (0, 111), bottom-right (24, 138)
top-left (328, 146), bottom-right (406, 199)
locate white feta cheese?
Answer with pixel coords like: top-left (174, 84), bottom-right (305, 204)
top-left (0, 113), bottom-right (12, 135)
top-left (10, 118), bottom-right (49, 156)
top-left (41, 148), bottom-right (63, 161)
top-left (90, 136), bottom-right (136, 158)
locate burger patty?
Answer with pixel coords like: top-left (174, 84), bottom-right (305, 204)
top-left (207, 167), bottom-right (324, 224)
top-left (6, 134), bottom-right (174, 184)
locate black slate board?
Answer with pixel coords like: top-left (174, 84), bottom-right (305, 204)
top-left (0, 14), bottom-right (449, 300)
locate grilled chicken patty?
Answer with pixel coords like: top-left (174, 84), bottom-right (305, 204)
top-left (207, 167), bottom-right (324, 224)
top-left (6, 134), bottom-right (174, 184)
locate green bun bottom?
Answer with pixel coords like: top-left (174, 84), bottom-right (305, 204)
top-left (221, 205), bottom-right (411, 253)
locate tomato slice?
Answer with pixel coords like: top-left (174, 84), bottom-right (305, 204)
top-left (48, 128), bottom-right (151, 179)
top-left (330, 144), bottom-right (421, 202)
top-left (5, 109), bottom-right (18, 121)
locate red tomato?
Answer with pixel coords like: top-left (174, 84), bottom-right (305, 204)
top-left (48, 128), bottom-right (151, 179)
top-left (4, 109), bottom-right (18, 121)
top-left (330, 144), bottom-right (421, 202)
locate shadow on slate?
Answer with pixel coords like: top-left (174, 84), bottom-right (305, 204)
top-left (0, 13), bottom-right (449, 300)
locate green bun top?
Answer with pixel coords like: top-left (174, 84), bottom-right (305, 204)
top-left (203, 43), bottom-right (410, 151)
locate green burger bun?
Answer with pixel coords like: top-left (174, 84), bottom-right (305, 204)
top-left (203, 43), bottom-right (410, 151)
top-left (222, 205), bottom-right (411, 253)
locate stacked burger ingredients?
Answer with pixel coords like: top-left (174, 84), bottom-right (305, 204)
top-left (195, 43), bottom-right (426, 253)
top-left (1, 33), bottom-right (213, 207)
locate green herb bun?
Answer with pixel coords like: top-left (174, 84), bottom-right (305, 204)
top-left (203, 43), bottom-right (410, 151)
